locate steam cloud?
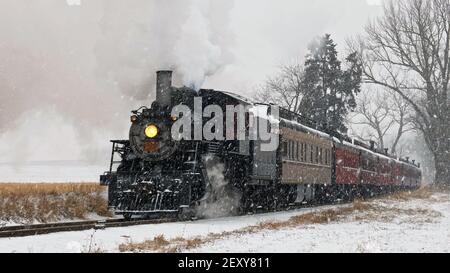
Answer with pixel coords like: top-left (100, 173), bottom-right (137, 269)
top-left (196, 156), bottom-right (241, 218)
top-left (0, 0), bottom-right (386, 164)
top-left (0, 0), bottom-right (234, 163)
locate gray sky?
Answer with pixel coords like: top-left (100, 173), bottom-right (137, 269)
top-left (0, 0), bottom-right (383, 163)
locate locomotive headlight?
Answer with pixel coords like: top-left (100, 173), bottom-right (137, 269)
top-left (145, 124), bottom-right (159, 138)
top-left (130, 115), bottom-right (138, 123)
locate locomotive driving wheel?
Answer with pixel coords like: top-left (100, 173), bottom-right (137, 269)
top-left (123, 213), bottom-right (133, 221)
top-left (295, 184), bottom-right (315, 204)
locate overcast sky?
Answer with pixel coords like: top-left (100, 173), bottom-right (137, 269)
top-left (0, 0), bottom-right (384, 162)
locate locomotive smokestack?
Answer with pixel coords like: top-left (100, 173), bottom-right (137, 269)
top-left (156, 70), bottom-right (173, 107)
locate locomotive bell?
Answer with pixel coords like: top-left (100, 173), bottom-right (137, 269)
top-left (156, 70), bottom-right (173, 108)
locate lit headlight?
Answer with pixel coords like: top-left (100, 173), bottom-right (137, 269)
top-left (145, 124), bottom-right (159, 138)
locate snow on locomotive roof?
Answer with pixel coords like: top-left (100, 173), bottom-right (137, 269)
top-left (212, 90), bottom-right (255, 105)
top-left (205, 89), bottom-right (280, 123)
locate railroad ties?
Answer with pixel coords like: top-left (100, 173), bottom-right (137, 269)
top-left (0, 218), bottom-right (176, 238)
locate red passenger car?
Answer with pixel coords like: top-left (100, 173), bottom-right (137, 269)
top-left (334, 142), bottom-right (360, 185)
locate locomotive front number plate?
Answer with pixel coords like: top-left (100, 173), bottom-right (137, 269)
top-left (144, 141), bottom-right (160, 152)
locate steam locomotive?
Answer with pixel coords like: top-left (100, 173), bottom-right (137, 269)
top-left (100, 70), bottom-right (422, 220)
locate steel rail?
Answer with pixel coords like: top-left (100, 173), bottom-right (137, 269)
top-left (0, 217), bottom-right (176, 238)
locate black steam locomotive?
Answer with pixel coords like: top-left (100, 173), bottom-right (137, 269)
top-left (100, 71), bottom-right (422, 220)
top-left (100, 71), bottom-right (273, 219)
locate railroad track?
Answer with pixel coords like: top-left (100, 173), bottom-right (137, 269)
top-left (0, 217), bottom-right (177, 238)
top-left (0, 204), bottom-right (317, 239)
top-left (0, 188), bottom-right (405, 239)
top-left (0, 199), bottom-right (351, 239)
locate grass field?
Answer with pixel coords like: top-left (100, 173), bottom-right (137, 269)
top-left (0, 183), bottom-right (110, 224)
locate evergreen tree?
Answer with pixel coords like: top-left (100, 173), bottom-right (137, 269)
top-left (301, 34), bottom-right (362, 133)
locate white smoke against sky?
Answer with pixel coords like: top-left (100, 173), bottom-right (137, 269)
top-left (95, 0), bottom-right (234, 96)
top-left (174, 0), bottom-right (234, 90)
top-left (0, 0), bottom-right (382, 164)
top-left (0, 0), bottom-right (235, 163)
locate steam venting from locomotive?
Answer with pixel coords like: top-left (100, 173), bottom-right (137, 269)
top-left (196, 156), bottom-right (242, 218)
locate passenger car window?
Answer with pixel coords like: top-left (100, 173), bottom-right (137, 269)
top-left (282, 141), bottom-right (288, 158)
top-left (315, 146), bottom-right (319, 164)
top-left (288, 141), bottom-right (292, 159)
top-left (293, 141), bottom-right (298, 161)
top-left (319, 148), bottom-right (323, 164)
top-left (300, 143), bottom-right (304, 162)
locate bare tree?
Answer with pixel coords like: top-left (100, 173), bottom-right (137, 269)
top-left (254, 63), bottom-right (306, 114)
top-left (390, 92), bottom-right (415, 155)
top-left (351, 89), bottom-right (414, 156)
top-left (352, 89), bottom-right (394, 150)
top-left (349, 0), bottom-right (450, 186)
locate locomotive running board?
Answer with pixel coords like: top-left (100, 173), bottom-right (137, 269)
top-left (115, 210), bottom-right (179, 213)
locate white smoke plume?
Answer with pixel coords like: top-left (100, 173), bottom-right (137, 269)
top-left (173, 0), bottom-right (234, 90)
top-left (0, 0), bottom-right (389, 165)
top-left (0, 0), bottom-right (235, 163)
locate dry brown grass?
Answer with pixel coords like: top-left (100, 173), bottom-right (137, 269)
top-left (119, 190), bottom-right (445, 253)
top-left (383, 187), bottom-right (435, 201)
top-left (0, 183), bottom-right (111, 224)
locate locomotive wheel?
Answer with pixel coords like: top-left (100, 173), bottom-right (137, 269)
top-left (305, 185), bottom-right (314, 202)
top-left (295, 185), bottom-right (306, 204)
top-left (123, 213), bottom-right (133, 221)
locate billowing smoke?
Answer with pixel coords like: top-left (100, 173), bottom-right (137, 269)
top-left (0, 0), bottom-right (385, 165)
top-left (95, 0), bottom-right (234, 95)
top-left (174, 0), bottom-right (234, 90)
top-left (0, 0), bottom-right (234, 163)
top-left (196, 156), bottom-right (241, 218)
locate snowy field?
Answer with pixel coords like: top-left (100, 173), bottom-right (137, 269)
top-left (0, 190), bottom-right (448, 253)
top-left (191, 194), bottom-right (450, 253)
top-left (0, 161), bottom-right (105, 183)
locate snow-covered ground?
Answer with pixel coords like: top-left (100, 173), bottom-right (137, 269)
top-left (191, 194), bottom-right (450, 253)
top-left (0, 161), bottom-right (105, 182)
top-left (0, 191), bottom-right (448, 253)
